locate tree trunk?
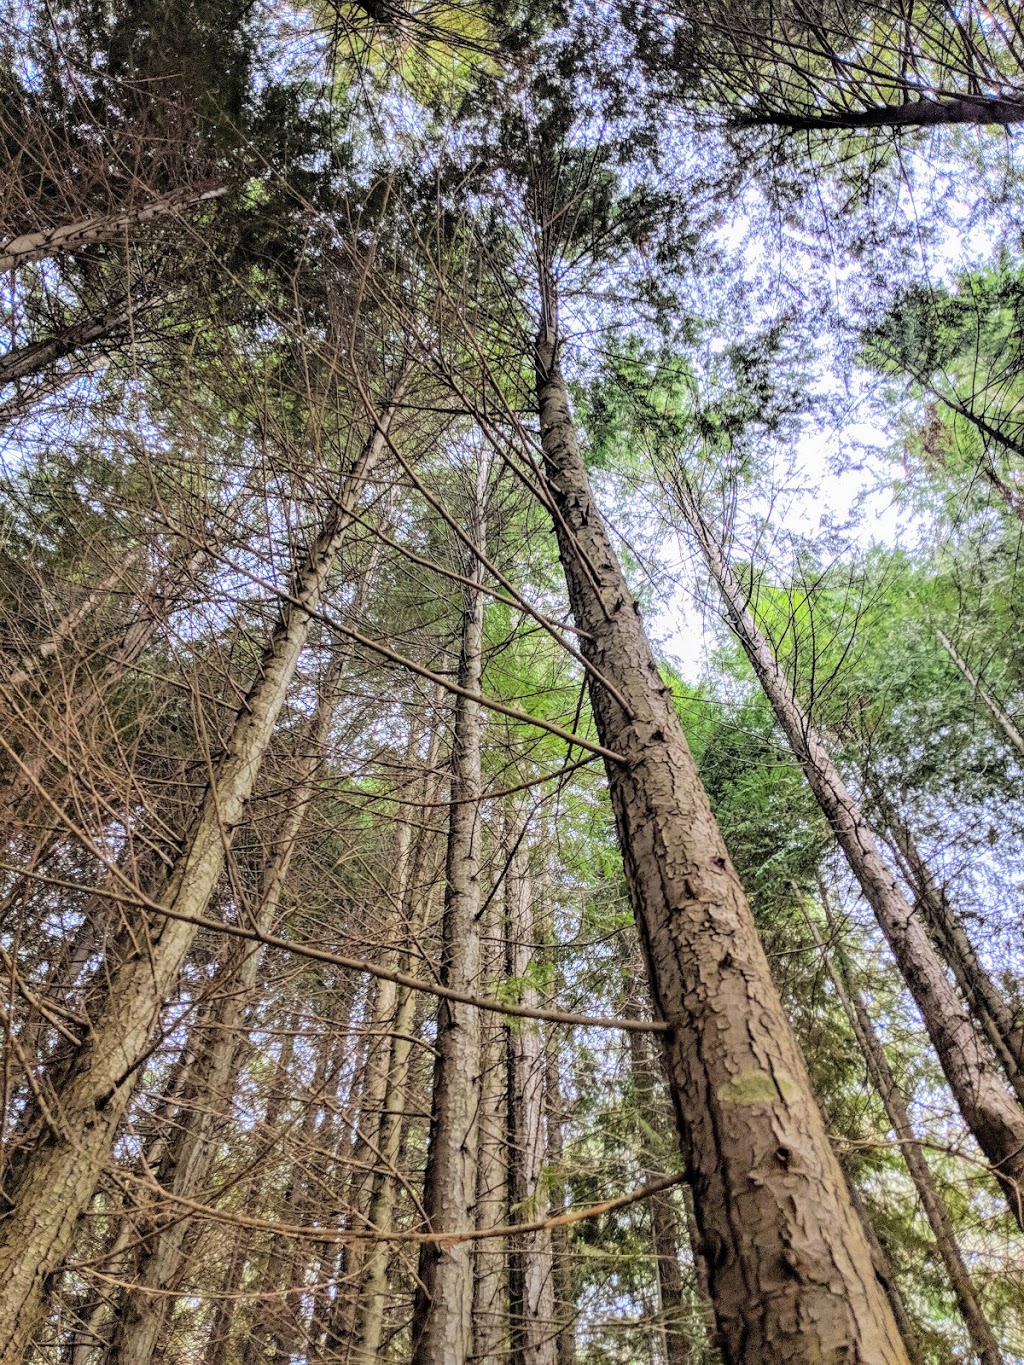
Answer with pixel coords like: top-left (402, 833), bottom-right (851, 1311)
top-left (810, 898), bottom-right (1004, 1365)
top-left (534, 321), bottom-right (909, 1363)
top-left (0, 402), bottom-right (400, 1362)
top-left (937, 631), bottom-right (1024, 757)
top-left (869, 785), bottom-right (1024, 1105)
top-left (506, 806), bottom-right (558, 1365)
top-left (677, 484), bottom-right (1024, 1231)
top-left (410, 457), bottom-right (489, 1365)
top-left (348, 732), bottom-right (446, 1362)
top-left (0, 187), bottom-right (226, 273)
top-left (544, 1033), bottom-right (575, 1365)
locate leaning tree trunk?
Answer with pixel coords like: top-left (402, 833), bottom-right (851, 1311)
top-left (869, 782), bottom-right (1024, 1105)
top-left (677, 485), bottom-right (1024, 1230)
top-left (410, 458), bottom-right (489, 1365)
top-left (937, 631), bottom-right (1024, 758)
top-left (533, 311), bottom-right (909, 1363)
top-left (506, 804), bottom-right (558, 1365)
top-left (102, 641), bottom-right (360, 1365)
top-left (811, 897), bottom-right (1004, 1365)
top-left (0, 401), bottom-right (400, 1362)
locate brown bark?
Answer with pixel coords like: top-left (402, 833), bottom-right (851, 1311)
top-left (0, 403), bottom-right (399, 1362)
top-left (739, 94), bottom-right (1024, 131)
top-left (543, 1033), bottom-right (575, 1365)
top-left (506, 808), bottom-right (558, 1365)
top-left (410, 457), bottom-right (489, 1365)
top-left (870, 787), bottom-right (1024, 1106)
top-left (678, 485), bottom-right (1024, 1230)
top-left (535, 324), bottom-right (910, 1363)
top-left (810, 900), bottom-right (1004, 1365)
top-left (0, 294), bottom-right (165, 387)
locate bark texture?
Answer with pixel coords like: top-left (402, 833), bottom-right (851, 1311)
top-left (535, 332), bottom-right (910, 1364)
top-left (679, 487), bottom-right (1024, 1230)
top-left (810, 903), bottom-right (1003, 1365)
top-left (0, 407), bottom-right (396, 1361)
top-left (410, 459), bottom-right (489, 1365)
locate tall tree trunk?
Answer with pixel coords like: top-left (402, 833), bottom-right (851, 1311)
top-left (0, 400), bottom-right (400, 1362)
top-left (102, 641), bottom-right (356, 1365)
top-left (869, 784), bottom-right (1024, 1104)
top-left (506, 806), bottom-right (558, 1365)
top-left (0, 294), bottom-right (165, 387)
top-left (534, 316), bottom-right (909, 1362)
top-left (618, 938), bottom-right (692, 1365)
top-left (410, 457), bottom-right (489, 1365)
top-left (544, 1035), bottom-right (575, 1365)
top-left (810, 897), bottom-right (1004, 1365)
top-left (348, 731), bottom-right (446, 1363)
top-left (676, 483), bottom-right (1024, 1231)
top-left (937, 631), bottom-right (1024, 757)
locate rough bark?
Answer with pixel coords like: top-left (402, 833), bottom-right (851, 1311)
top-left (506, 808), bottom-right (558, 1365)
top-left (870, 786), bottom-right (1024, 1106)
top-left (0, 187), bottom-right (226, 273)
top-left (0, 405), bottom-right (398, 1362)
top-left (810, 900), bottom-right (1004, 1365)
top-left (535, 327), bottom-right (910, 1363)
top-left (678, 486), bottom-right (1024, 1230)
top-left (102, 652), bottom-right (352, 1365)
top-left (410, 458), bottom-right (489, 1365)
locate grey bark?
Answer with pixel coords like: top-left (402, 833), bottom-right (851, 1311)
top-left (810, 899), bottom-right (1004, 1365)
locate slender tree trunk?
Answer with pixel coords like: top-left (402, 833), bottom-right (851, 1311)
top-left (534, 317), bottom-right (909, 1362)
top-left (677, 484), bottom-right (1024, 1230)
top-left (618, 939), bottom-right (692, 1365)
top-left (869, 785), bottom-right (1024, 1104)
top-left (0, 187), bottom-right (227, 273)
top-left (410, 457), bottom-right (489, 1365)
top-left (543, 1034), bottom-right (575, 1365)
top-left (0, 401), bottom-right (400, 1362)
top-left (474, 978), bottom-right (508, 1363)
top-left (937, 631), bottom-right (1024, 757)
top-left (809, 898), bottom-right (1004, 1365)
top-left (348, 735), bottom-right (446, 1362)
top-left (506, 806), bottom-right (558, 1365)
top-left (0, 294), bottom-right (165, 387)
top-left (102, 646), bottom-right (354, 1365)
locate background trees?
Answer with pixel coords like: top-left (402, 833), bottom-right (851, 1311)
top-left (2, 0), bottom-right (1024, 1361)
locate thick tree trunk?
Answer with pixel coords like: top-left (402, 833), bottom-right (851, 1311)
top-left (678, 486), bottom-right (1024, 1230)
top-left (410, 458), bottom-right (489, 1365)
top-left (535, 329), bottom-right (909, 1363)
top-left (506, 807), bottom-right (558, 1365)
top-left (0, 405), bottom-right (398, 1362)
top-left (810, 900), bottom-right (1004, 1365)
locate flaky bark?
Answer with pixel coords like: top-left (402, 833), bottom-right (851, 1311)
top-left (535, 325), bottom-right (909, 1363)
top-left (0, 187), bottom-right (226, 273)
top-left (410, 459), bottom-right (489, 1365)
top-left (0, 405), bottom-right (398, 1362)
top-left (506, 809), bottom-right (558, 1365)
top-left (810, 901), bottom-right (1003, 1365)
